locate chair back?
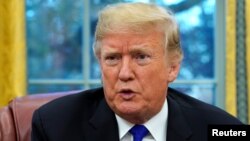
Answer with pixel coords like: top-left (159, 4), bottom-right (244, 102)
top-left (0, 91), bottom-right (79, 141)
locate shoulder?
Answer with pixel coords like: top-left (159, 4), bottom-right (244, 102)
top-left (34, 87), bottom-right (104, 118)
top-left (167, 87), bottom-right (242, 124)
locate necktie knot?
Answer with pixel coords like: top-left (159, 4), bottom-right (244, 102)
top-left (129, 124), bottom-right (149, 141)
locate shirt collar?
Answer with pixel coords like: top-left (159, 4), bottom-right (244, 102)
top-left (115, 99), bottom-right (168, 141)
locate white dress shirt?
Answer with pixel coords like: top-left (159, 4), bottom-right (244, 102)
top-left (115, 99), bottom-right (168, 141)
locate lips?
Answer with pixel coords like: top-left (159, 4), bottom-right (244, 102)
top-left (118, 89), bottom-right (136, 100)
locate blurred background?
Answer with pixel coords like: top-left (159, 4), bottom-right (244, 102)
top-left (0, 0), bottom-right (249, 124)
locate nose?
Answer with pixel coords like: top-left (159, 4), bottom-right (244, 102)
top-left (118, 56), bottom-right (135, 82)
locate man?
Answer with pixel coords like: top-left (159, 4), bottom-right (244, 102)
top-left (31, 2), bottom-right (242, 141)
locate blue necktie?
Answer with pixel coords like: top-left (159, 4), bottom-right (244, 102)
top-left (129, 124), bottom-right (149, 141)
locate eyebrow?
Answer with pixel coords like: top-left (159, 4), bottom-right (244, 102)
top-left (101, 44), bottom-right (153, 55)
top-left (129, 45), bottom-right (153, 54)
top-left (101, 46), bottom-right (119, 54)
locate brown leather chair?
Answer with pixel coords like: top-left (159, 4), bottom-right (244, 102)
top-left (0, 90), bottom-right (80, 141)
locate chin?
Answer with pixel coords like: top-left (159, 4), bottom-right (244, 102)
top-left (118, 109), bottom-right (149, 124)
top-left (116, 102), bottom-right (144, 116)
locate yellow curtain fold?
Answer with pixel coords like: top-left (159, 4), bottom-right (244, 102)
top-left (246, 0), bottom-right (250, 124)
top-left (0, 0), bottom-right (26, 107)
top-left (225, 0), bottom-right (237, 116)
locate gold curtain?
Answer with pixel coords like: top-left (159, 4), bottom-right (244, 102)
top-left (0, 0), bottom-right (26, 107)
top-left (246, 0), bottom-right (250, 124)
top-left (225, 0), bottom-right (237, 116)
top-left (226, 0), bottom-right (250, 124)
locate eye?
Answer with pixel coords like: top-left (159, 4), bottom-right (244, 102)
top-left (104, 55), bottom-right (121, 66)
top-left (106, 55), bottom-right (117, 60)
top-left (135, 54), bottom-right (148, 60)
top-left (134, 53), bottom-right (151, 65)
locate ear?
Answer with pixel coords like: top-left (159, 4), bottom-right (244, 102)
top-left (167, 62), bottom-right (181, 82)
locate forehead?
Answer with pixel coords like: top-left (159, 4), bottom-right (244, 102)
top-left (100, 32), bottom-right (164, 51)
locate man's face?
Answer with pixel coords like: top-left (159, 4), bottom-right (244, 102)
top-left (98, 30), bottom-right (179, 123)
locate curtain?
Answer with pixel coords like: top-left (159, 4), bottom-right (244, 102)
top-left (246, 0), bottom-right (250, 124)
top-left (226, 0), bottom-right (249, 124)
top-left (0, 0), bottom-right (26, 107)
top-left (226, 0), bottom-right (237, 117)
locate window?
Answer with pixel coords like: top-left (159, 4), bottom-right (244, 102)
top-left (26, 0), bottom-right (222, 106)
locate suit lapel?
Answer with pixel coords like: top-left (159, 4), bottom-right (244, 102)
top-left (167, 93), bottom-right (192, 141)
top-left (85, 99), bottom-right (119, 141)
top-left (83, 87), bottom-right (193, 141)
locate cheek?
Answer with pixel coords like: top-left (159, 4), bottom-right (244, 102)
top-left (101, 67), bottom-right (117, 100)
top-left (100, 64), bottom-right (119, 88)
top-left (102, 65), bottom-right (116, 77)
top-left (137, 63), bottom-right (170, 96)
top-left (140, 63), bottom-right (169, 82)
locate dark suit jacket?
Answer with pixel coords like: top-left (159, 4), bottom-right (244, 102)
top-left (31, 87), bottom-right (242, 141)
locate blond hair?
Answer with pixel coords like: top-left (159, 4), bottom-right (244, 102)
top-left (93, 2), bottom-right (183, 62)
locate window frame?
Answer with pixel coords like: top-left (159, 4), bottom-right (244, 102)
top-left (28, 0), bottom-right (226, 109)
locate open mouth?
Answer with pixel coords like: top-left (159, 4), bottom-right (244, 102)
top-left (118, 89), bottom-right (135, 100)
top-left (120, 89), bottom-right (133, 93)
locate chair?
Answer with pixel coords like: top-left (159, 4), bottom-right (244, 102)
top-left (0, 91), bottom-right (79, 141)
